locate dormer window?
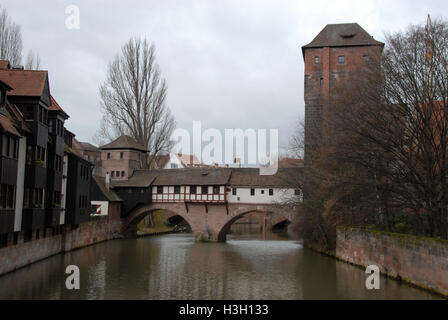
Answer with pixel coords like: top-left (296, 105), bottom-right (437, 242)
top-left (340, 33), bottom-right (355, 39)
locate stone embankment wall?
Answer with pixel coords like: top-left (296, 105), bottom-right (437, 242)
top-left (0, 203), bottom-right (122, 276)
top-left (336, 227), bottom-right (448, 297)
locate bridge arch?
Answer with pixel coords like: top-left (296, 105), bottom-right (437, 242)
top-left (122, 202), bottom-right (293, 242)
top-left (122, 203), bottom-right (194, 237)
top-left (217, 208), bottom-right (291, 242)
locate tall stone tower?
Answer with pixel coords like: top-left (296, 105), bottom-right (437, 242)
top-left (302, 23), bottom-right (384, 166)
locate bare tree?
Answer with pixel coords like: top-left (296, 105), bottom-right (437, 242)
top-left (290, 17), bottom-right (448, 250)
top-left (288, 119), bottom-right (305, 159)
top-left (25, 50), bottom-right (41, 70)
top-left (95, 37), bottom-right (176, 168)
top-left (0, 6), bottom-right (22, 65)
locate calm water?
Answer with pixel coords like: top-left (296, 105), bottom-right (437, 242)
top-left (0, 230), bottom-right (441, 299)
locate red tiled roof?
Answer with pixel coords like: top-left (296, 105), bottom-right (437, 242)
top-left (0, 69), bottom-right (48, 97)
top-left (303, 23), bottom-right (383, 50)
top-left (112, 168), bottom-right (233, 187)
top-left (176, 153), bottom-right (201, 167)
top-left (49, 95), bottom-right (69, 118)
top-left (49, 95), bottom-right (62, 111)
top-left (111, 167), bottom-right (302, 188)
top-left (5, 101), bottom-right (30, 134)
top-left (0, 114), bottom-right (20, 136)
top-left (100, 135), bottom-right (148, 152)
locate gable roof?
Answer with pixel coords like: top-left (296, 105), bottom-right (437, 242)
top-left (175, 153), bottom-right (202, 167)
top-left (0, 69), bottom-right (49, 98)
top-left (302, 23), bottom-right (383, 53)
top-left (49, 95), bottom-right (69, 119)
top-left (100, 135), bottom-right (148, 152)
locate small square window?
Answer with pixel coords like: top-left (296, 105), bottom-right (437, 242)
top-left (232, 188), bottom-right (237, 196)
top-left (157, 186), bottom-right (163, 194)
top-left (174, 186), bottom-right (180, 194)
top-left (190, 186), bottom-right (197, 194)
top-left (261, 190), bottom-right (265, 194)
top-left (202, 186), bottom-right (208, 195)
top-left (121, 171), bottom-right (125, 177)
top-left (250, 189), bottom-right (255, 196)
top-left (338, 56), bottom-right (345, 63)
top-left (269, 189), bottom-right (274, 196)
top-left (213, 186), bottom-right (219, 195)
top-left (314, 56), bottom-right (319, 64)
top-left (107, 153), bottom-right (111, 159)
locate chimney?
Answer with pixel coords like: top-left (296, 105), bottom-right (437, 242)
top-left (0, 60), bottom-right (10, 70)
top-left (234, 158), bottom-right (241, 168)
top-left (105, 172), bottom-right (110, 190)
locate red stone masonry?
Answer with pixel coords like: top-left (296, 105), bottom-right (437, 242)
top-left (336, 227), bottom-right (448, 297)
top-left (302, 23), bottom-right (384, 166)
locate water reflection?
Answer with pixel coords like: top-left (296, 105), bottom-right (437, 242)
top-left (0, 231), bottom-right (441, 300)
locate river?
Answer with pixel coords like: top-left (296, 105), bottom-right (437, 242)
top-left (0, 227), bottom-right (441, 299)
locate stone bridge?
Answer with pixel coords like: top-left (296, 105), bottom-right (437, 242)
top-left (122, 202), bottom-right (293, 242)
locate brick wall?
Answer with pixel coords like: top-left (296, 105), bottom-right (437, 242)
top-left (63, 203), bottom-right (122, 251)
top-left (303, 44), bottom-right (382, 166)
top-left (0, 202), bottom-right (122, 276)
top-left (336, 227), bottom-right (448, 296)
top-left (0, 231), bottom-right (63, 275)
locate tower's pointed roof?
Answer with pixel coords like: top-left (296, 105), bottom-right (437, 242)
top-left (100, 135), bottom-right (148, 152)
top-left (302, 23), bottom-right (383, 51)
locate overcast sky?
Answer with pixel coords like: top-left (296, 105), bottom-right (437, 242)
top-left (2, 0), bottom-right (447, 156)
